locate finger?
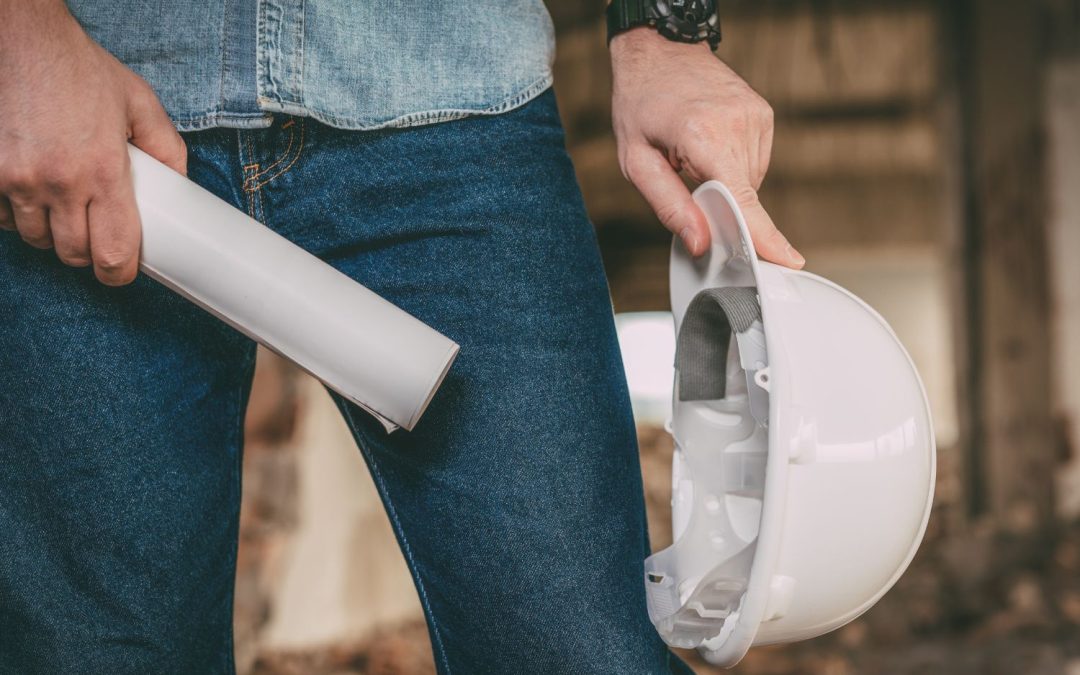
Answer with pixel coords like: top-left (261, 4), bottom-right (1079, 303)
top-left (49, 200), bottom-right (92, 267)
top-left (754, 121), bottom-right (773, 191)
top-left (88, 170), bottom-right (141, 286)
top-left (0, 196), bottom-right (14, 231)
top-left (687, 140), bottom-right (804, 269)
top-left (623, 146), bottom-right (712, 256)
top-left (10, 200), bottom-right (52, 249)
top-left (127, 80), bottom-right (187, 176)
top-left (728, 182), bottom-right (804, 269)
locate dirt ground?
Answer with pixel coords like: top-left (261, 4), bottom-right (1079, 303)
top-left (250, 426), bottom-right (1080, 675)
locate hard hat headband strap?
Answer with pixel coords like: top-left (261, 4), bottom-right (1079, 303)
top-left (675, 287), bottom-right (761, 401)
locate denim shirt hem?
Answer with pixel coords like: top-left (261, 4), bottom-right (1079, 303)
top-left (172, 74), bottom-right (553, 133)
top-left (262, 73), bottom-right (553, 132)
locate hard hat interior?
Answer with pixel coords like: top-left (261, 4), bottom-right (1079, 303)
top-left (644, 284), bottom-right (770, 650)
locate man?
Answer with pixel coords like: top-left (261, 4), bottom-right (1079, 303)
top-left (0, 0), bottom-right (803, 672)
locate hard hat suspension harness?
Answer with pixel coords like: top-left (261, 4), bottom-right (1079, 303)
top-left (646, 285), bottom-right (771, 650)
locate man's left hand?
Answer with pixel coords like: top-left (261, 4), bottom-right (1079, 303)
top-left (610, 27), bottom-right (804, 268)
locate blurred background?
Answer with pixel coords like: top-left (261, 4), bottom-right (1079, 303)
top-left (232, 1), bottom-right (1080, 673)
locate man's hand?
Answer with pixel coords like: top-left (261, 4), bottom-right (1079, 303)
top-left (0, 0), bottom-right (187, 285)
top-left (610, 27), bottom-right (804, 267)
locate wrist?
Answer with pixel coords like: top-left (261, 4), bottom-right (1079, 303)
top-left (610, 26), bottom-right (712, 69)
top-left (0, 0), bottom-right (76, 29)
top-left (0, 0), bottom-right (83, 61)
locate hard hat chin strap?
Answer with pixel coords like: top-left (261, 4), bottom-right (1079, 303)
top-left (675, 287), bottom-right (762, 401)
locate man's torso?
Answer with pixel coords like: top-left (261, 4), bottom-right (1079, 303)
top-left (66, 1), bottom-right (556, 131)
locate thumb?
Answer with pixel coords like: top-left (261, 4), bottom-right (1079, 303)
top-left (126, 80), bottom-right (187, 176)
top-left (623, 146), bottom-right (711, 256)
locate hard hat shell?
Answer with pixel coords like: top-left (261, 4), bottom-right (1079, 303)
top-left (645, 181), bottom-right (936, 667)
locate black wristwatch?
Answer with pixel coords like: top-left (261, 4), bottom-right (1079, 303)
top-left (606, 0), bottom-right (722, 50)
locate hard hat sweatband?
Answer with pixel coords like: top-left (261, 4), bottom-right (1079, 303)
top-left (675, 287), bottom-right (760, 401)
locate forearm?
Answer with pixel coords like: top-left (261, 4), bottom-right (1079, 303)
top-left (0, 0), bottom-right (82, 64)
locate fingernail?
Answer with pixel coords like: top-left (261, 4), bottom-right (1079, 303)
top-left (786, 244), bottom-right (805, 267)
top-left (680, 228), bottom-right (700, 254)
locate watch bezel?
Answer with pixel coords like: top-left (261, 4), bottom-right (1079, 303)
top-left (647, 0), bottom-right (721, 49)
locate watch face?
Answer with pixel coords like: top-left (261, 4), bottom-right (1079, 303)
top-left (652, 0), bottom-right (720, 45)
top-left (667, 0), bottom-right (714, 24)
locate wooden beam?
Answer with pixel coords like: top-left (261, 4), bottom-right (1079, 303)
top-left (948, 0), bottom-right (1057, 529)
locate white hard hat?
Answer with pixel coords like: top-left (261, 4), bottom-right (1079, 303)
top-left (644, 181), bottom-right (936, 667)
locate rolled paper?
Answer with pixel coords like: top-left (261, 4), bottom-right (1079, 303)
top-left (129, 145), bottom-right (459, 432)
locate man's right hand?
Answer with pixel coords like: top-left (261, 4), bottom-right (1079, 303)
top-left (0, 0), bottom-right (187, 286)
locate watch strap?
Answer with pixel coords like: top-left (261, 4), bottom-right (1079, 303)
top-left (606, 0), bottom-right (650, 45)
top-left (607, 0), bottom-right (722, 50)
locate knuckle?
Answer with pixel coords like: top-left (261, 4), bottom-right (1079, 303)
top-left (620, 152), bottom-right (645, 185)
top-left (94, 258), bottom-right (137, 285)
top-left (93, 249), bottom-right (132, 272)
top-left (727, 110), bottom-right (750, 136)
top-left (127, 78), bottom-right (159, 109)
top-left (0, 155), bottom-right (84, 196)
top-left (619, 145), bottom-right (652, 185)
top-left (57, 250), bottom-right (92, 267)
top-left (0, 164), bottom-right (40, 194)
top-left (39, 163), bottom-right (81, 194)
top-left (90, 152), bottom-right (130, 187)
top-left (654, 201), bottom-right (684, 229)
top-left (730, 184), bottom-right (762, 209)
top-left (19, 231), bottom-right (52, 249)
top-left (756, 99), bottom-right (774, 126)
top-left (681, 115), bottom-right (714, 142)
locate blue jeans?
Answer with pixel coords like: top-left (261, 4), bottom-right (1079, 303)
top-left (0, 90), bottom-right (691, 674)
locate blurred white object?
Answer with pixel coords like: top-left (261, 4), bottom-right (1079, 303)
top-left (614, 312), bottom-right (675, 426)
top-left (644, 181), bottom-right (936, 667)
top-left (129, 145), bottom-right (459, 432)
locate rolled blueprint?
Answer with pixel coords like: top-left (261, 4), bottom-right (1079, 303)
top-left (128, 145), bottom-right (459, 433)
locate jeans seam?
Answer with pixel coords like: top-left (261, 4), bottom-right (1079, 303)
top-left (224, 347), bottom-right (257, 675)
top-left (245, 119), bottom-right (305, 193)
top-left (243, 119), bottom-right (296, 185)
top-left (335, 403), bottom-right (453, 674)
top-left (216, 0), bottom-right (229, 108)
top-left (239, 134), bottom-right (259, 219)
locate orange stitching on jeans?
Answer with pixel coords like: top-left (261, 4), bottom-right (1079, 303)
top-left (241, 136), bottom-right (257, 217)
top-left (243, 120), bottom-right (297, 187)
top-left (246, 119), bottom-right (305, 192)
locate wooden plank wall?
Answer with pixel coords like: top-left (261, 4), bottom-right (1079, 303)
top-left (549, 1), bottom-right (948, 311)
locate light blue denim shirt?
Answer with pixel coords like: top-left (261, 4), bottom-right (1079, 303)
top-left (65, 2), bottom-right (556, 132)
